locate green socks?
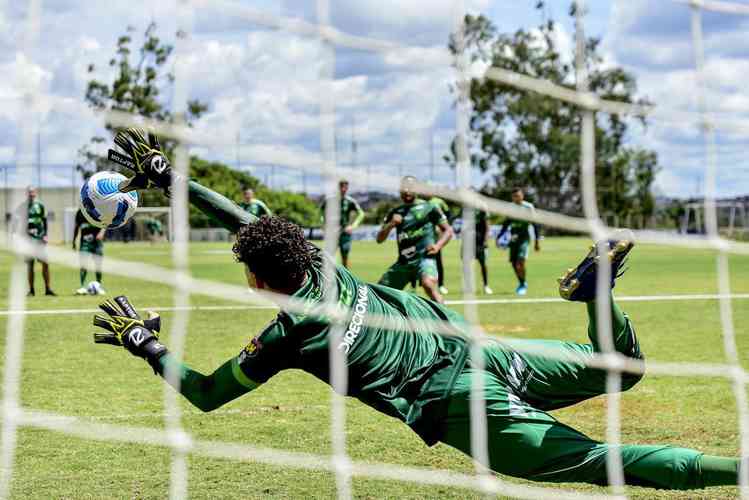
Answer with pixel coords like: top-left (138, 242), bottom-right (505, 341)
top-left (700, 455), bottom-right (739, 487)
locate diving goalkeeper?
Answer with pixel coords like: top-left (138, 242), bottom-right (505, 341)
top-left (96, 128), bottom-right (741, 491)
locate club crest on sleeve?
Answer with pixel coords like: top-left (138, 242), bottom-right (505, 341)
top-left (242, 336), bottom-right (263, 359)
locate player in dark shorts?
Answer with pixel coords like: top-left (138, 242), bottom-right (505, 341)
top-left (17, 187), bottom-right (55, 296)
top-left (469, 209), bottom-right (492, 294)
top-left (73, 209), bottom-right (106, 295)
top-left (320, 180), bottom-right (364, 268)
top-left (376, 177), bottom-right (453, 303)
top-left (95, 128), bottom-right (744, 492)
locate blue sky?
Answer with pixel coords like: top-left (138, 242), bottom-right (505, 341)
top-left (2, 0), bottom-right (748, 199)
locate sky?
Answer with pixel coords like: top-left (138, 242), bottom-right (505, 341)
top-left (1, 0), bottom-right (748, 199)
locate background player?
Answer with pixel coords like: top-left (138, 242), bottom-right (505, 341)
top-left (376, 176), bottom-right (453, 303)
top-left (320, 180), bottom-right (364, 268)
top-left (72, 208), bottom-right (106, 295)
top-left (96, 128), bottom-right (744, 491)
top-left (471, 208), bottom-right (492, 294)
top-left (428, 196), bottom-right (453, 295)
top-left (238, 188), bottom-right (272, 218)
top-left (16, 186), bottom-right (55, 296)
top-left (497, 187), bottom-right (541, 295)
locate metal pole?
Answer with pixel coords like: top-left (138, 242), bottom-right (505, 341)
top-left (429, 130), bottom-right (435, 184)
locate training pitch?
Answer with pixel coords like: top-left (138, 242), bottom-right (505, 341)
top-left (1, 238), bottom-right (748, 499)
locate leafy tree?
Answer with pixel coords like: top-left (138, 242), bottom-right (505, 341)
top-left (446, 7), bottom-right (659, 221)
top-left (78, 22), bottom-right (208, 205)
top-left (189, 158), bottom-right (320, 228)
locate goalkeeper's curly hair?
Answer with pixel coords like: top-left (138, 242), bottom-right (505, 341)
top-left (233, 216), bottom-right (314, 291)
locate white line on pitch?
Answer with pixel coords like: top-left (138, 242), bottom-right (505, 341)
top-left (0, 304), bottom-right (276, 316)
top-left (3, 292), bottom-right (749, 316)
top-left (446, 293), bottom-right (749, 305)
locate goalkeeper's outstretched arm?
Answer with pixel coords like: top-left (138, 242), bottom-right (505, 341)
top-left (109, 128), bottom-right (258, 233)
top-left (188, 180), bottom-right (257, 233)
top-left (156, 354), bottom-right (257, 412)
top-left (93, 296), bottom-right (259, 412)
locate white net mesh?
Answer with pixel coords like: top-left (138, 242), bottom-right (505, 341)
top-left (2, 0), bottom-right (749, 498)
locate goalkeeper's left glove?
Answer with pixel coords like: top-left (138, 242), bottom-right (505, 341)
top-left (93, 295), bottom-right (168, 373)
top-left (108, 128), bottom-right (176, 196)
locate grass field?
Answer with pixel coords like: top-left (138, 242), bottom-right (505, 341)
top-left (1, 237), bottom-right (749, 499)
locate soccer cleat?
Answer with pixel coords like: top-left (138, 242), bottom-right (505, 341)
top-left (96, 286), bottom-right (107, 295)
top-left (483, 285), bottom-right (493, 295)
top-left (516, 283), bottom-right (527, 296)
top-left (439, 286), bottom-right (449, 295)
top-left (558, 229), bottom-right (634, 302)
top-left (75, 287), bottom-right (88, 295)
top-left (45, 289), bottom-right (56, 296)
top-left (27, 290), bottom-right (34, 297)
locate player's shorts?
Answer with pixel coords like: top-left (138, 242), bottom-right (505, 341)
top-left (378, 258), bottom-right (439, 290)
top-left (80, 242), bottom-right (103, 256)
top-left (508, 239), bottom-right (529, 263)
top-left (25, 238), bottom-right (47, 264)
top-left (339, 232), bottom-right (352, 258)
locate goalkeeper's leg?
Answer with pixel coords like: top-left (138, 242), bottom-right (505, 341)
top-left (440, 368), bottom-right (739, 489)
top-left (496, 295), bottom-right (643, 410)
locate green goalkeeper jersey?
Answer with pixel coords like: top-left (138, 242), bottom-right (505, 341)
top-left (384, 199), bottom-right (447, 265)
top-left (234, 248), bottom-right (469, 444)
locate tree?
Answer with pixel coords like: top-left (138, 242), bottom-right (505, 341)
top-left (78, 22), bottom-right (208, 205)
top-left (189, 158), bottom-right (321, 229)
top-left (446, 7), bottom-right (659, 221)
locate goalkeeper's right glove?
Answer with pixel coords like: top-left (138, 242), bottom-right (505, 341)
top-left (108, 128), bottom-right (176, 196)
top-left (93, 295), bottom-right (168, 373)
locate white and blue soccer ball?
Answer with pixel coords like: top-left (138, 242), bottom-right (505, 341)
top-left (79, 171), bottom-right (138, 229)
top-left (86, 281), bottom-right (103, 295)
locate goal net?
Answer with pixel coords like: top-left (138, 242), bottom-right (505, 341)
top-left (63, 206), bottom-right (172, 244)
top-left (2, 1), bottom-right (749, 499)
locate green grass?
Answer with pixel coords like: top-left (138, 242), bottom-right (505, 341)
top-left (1, 237), bottom-right (749, 499)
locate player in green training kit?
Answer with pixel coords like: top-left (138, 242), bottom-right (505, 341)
top-left (377, 177), bottom-right (453, 303)
top-left (72, 208), bottom-right (106, 295)
top-left (239, 188), bottom-right (271, 219)
top-left (17, 187), bottom-right (55, 296)
top-left (95, 128), bottom-right (743, 492)
top-left (320, 180), bottom-right (364, 268)
top-left (497, 187), bottom-right (541, 295)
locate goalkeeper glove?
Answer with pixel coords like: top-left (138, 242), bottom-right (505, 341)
top-left (108, 128), bottom-right (176, 196)
top-left (93, 295), bottom-right (168, 373)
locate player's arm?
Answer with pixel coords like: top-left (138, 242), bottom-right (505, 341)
top-left (260, 200), bottom-right (272, 217)
top-left (96, 228), bottom-right (106, 241)
top-left (376, 211), bottom-right (400, 243)
top-left (350, 199), bottom-right (365, 229)
top-left (109, 128), bottom-right (256, 233)
top-left (92, 296), bottom-right (261, 412)
top-left (188, 181), bottom-right (257, 233)
top-left (41, 204), bottom-right (48, 242)
top-left (429, 220), bottom-right (453, 254)
top-left (427, 206), bottom-right (453, 254)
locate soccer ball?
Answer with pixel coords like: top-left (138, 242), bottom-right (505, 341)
top-left (86, 281), bottom-right (103, 295)
top-left (79, 171), bottom-right (138, 229)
